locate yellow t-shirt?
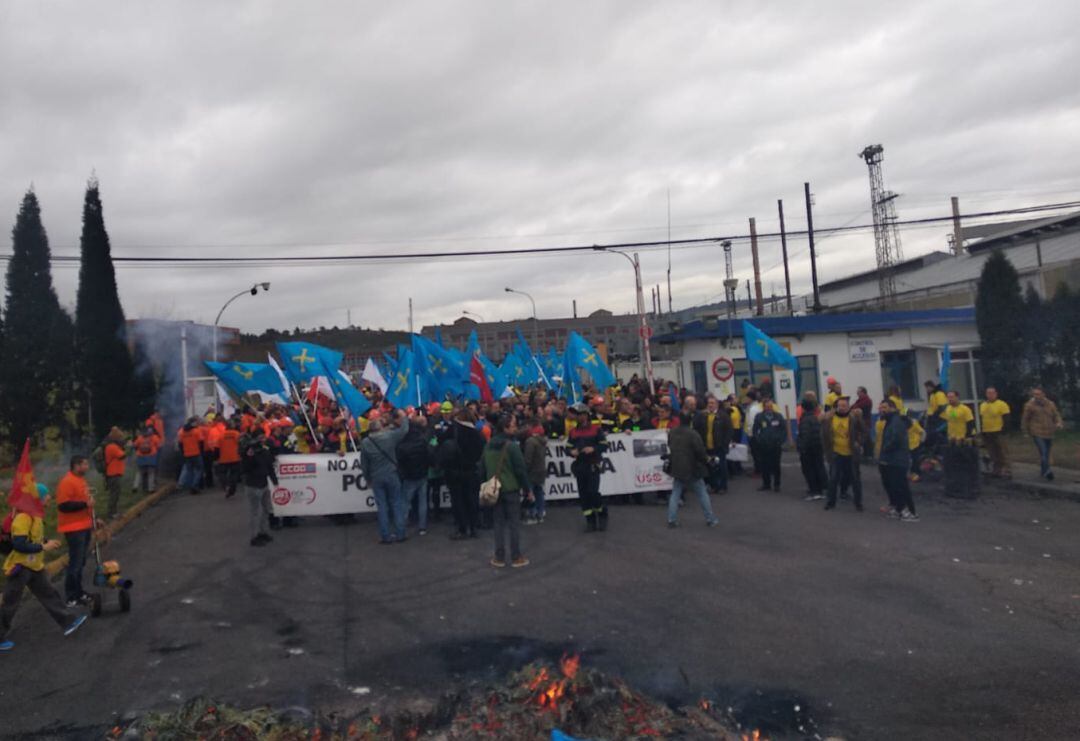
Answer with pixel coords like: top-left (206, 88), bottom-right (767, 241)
top-left (889, 394), bottom-right (906, 415)
top-left (979, 399), bottom-right (1010, 433)
top-left (705, 413), bottom-right (716, 449)
top-left (3, 513), bottom-right (45, 573)
top-left (945, 403), bottom-right (974, 441)
top-left (825, 391), bottom-right (840, 410)
top-left (874, 418), bottom-right (886, 459)
top-left (928, 390), bottom-right (948, 417)
top-left (729, 407), bottom-right (742, 432)
top-left (908, 419), bottom-right (924, 450)
top-left (831, 415), bottom-right (852, 456)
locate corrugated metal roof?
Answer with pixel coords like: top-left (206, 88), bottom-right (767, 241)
top-left (653, 307), bottom-right (975, 343)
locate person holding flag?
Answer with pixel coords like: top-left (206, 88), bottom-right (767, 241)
top-left (2, 443), bottom-right (89, 651)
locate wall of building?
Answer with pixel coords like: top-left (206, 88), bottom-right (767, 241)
top-left (673, 321), bottom-right (979, 411)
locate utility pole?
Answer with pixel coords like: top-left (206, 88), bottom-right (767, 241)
top-left (778, 199), bottom-right (793, 314)
top-left (746, 279), bottom-right (752, 311)
top-left (666, 189), bottom-right (673, 314)
top-left (408, 298), bottom-right (414, 334)
top-left (951, 196), bottom-right (963, 254)
top-left (749, 217), bottom-right (764, 316)
top-left (722, 240), bottom-right (737, 345)
top-left (804, 182), bottom-right (821, 312)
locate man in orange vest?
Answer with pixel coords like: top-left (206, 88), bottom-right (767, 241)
top-left (205, 415), bottom-right (225, 490)
top-left (177, 418), bottom-right (205, 495)
top-left (133, 425), bottom-right (161, 493)
top-left (56, 455), bottom-right (97, 606)
top-left (103, 427), bottom-right (129, 519)
top-left (218, 418), bottom-right (242, 498)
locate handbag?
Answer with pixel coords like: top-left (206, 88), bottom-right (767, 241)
top-left (479, 444), bottom-right (511, 507)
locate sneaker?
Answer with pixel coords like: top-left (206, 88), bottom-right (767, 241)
top-left (885, 510), bottom-right (900, 520)
top-left (667, 521), bottom-right (679, 529)
top-left (418, 529), bottom-right (428, 536)
top-left (706, 520), bottom-right (718, 527)
top-left (257, 533), bottom-right (273, 543)
top-left (901, 510), bottom-right (920, 522)
top-left (0, 640), bottom-right (13, 651)
top-left (1046, 471), bottom-right (1055, 481)
top-left (490, 558), bottom-right (507, 568)
top-left (802, 494), bottom-right (817, 502)
top-left (65, 599), bottom-right (80, 608)
top-left (812, 494), bottom-right (825, 501)
top-left (250, 537), bottom-right (267, 547)
top-left (523, 517), bottom-right (538, 526)
top-left (511, 557), bottom-right (530, 568)
top-left (64, 614), bottom-right (88, 637)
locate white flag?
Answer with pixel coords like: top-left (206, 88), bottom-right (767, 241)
top-left (361, 358), bottom-right (388, 394)
top-left (215, 382), bottom-right (237, 419)
top-left (267, 353), bottom-right (291, 395)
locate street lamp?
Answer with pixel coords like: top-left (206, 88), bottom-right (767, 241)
top-left (462, 309), bottom-right (485, 322)
top-left (214, 282), bottom-right (271, 362)
top-left (504, 287), bottom-right (539, 351)
top-left (592, 248), bottom-right (654, 391)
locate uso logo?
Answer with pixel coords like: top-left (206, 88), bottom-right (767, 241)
top-left (279, 462), bottom-right (316, 476)
top-left (272, 487), bottom-right (317, 506)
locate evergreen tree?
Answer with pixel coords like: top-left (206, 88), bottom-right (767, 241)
top-left (974, 250), bottom-right (1026, 425)
top-left (74, 178), bottom-right (141, 439)
top-left (0, 189), bottom-right (75, 446)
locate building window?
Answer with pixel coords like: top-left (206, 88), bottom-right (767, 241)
top-left (796, 355), bottom-right (819, 398)
top-left (690, 361), bottom-right (708, 396)
top-left (733, 359), bottom-right (772, 393)
top-left (881, 350), bottom-right (918, 399)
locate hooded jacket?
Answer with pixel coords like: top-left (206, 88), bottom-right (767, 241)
top-left (395, 423), bottom-right (431, 481)
top-left (878, 411), bottom-right (911, 468)
top-left (667, 423), bottom-right (708, 483)
top-left (481, 434), bottom-right (530, 493)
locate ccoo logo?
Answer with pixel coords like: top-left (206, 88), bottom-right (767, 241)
top-left (279, 462), bottom-right (317, 476)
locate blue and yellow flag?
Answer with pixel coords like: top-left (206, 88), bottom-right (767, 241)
top-left (386, 348), bottom-right (421, 408)
top-left (276, 342), bottom-right (343, 385)
top-left (742, 321), bottom-right (797, 371)
top-left (565, 331), bottom-right (617, 389)
top-left (205, 361), bottom-right (287, 398)
top-left (328, 370), bottom-right (373, 417)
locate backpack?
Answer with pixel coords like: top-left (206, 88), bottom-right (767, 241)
top-left (0, 512), bottom-right (13, 556)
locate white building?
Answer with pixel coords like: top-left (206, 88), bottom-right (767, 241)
top-left (653, 308), bottom-right (981, 418)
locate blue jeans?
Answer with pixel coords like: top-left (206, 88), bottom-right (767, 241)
top-left (1032, 437), bottom-right (1053, 477)
top-left (371, 475), bottom-right (406, 541)
top-left (402, 477), bottom-right (427, 531)
top-left (178, 456), bottom-right (203, 491)
top-left (528, 483), bottom-right (546, 519)
top-left (63, 529), bottom-right (92, 602)
top-left (668, 478), bottom-right (717, 525)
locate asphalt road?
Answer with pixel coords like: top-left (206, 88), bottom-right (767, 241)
top-left (2, 456), bottom-right (1079, 740)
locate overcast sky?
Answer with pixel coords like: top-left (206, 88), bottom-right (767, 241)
top-left (2, 1), bottom-right (1079, 334)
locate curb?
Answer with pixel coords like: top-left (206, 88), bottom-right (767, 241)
top-left (981, 476), bottom-right (1080, 504)
top-left (45, 482), bottom-right (177, 579)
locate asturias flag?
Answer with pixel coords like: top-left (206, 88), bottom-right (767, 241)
top-left (276, 342), bottom-right (343, 385)
top-left (742, 321), bottom-right (797, 371)
top-left (386, 348), bottom-right (421, 408)
top-left (205, 361), bottom-right (286, 398)
top-left (565, 331), bottom-right (617, 389)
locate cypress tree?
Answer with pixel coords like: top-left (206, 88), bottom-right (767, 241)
top-left (74, 177), bottom-right (139, 439)
top-left (0, 189), bottom-right (75, 446)
top-left (974, 250), bottom-right (1026, 425)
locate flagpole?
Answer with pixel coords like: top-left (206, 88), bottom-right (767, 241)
top-left (288, 378), bottom-right (319, 442)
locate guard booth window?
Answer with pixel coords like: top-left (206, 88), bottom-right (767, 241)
top-left (733, 359), bottom-right (773, 395)
top-left (690, 360), bottom-right (708, 395)
top-left (881, 350), bottom-right (918, 399)
top-left (796, 355), bottom-right (819, 399)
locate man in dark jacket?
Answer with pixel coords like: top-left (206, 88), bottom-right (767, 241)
top-left (666, 412), bottom-right (718, 528)
top-left (360, 410), bottom-right (411, 544)
top-left (397, 412), bottom-right (431, 535)
top-left (241, 428), bottom-right (279, 547)
top-left (522, 419), bottom-right (548, 524)
top-left (567, 403), bottom-right (609, 532)
top-left (693, 395), bottom-right (733, 493)
top-left (878, 399), bottom-right (918, 521)
top-left (796, 398), bottom-right (828, 501)
top-left (439, 410), bottom-right (486, 540)
top-left (751, 397), bottom-right (787, 492)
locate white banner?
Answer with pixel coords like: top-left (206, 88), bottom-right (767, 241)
top-left (270, 430), bottom-right (676, 516)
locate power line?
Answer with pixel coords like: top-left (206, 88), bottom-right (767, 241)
top-left (2, 200), bottom-right (1077, 268)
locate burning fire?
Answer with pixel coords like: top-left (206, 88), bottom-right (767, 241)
top-left (527, 653), bottom-right (581, 711)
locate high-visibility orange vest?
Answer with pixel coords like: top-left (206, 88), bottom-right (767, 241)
top-left (218, 429), bottom-right (241, 464)
top-left (179, 428), bottom-right (202, 457)
top-left (104, 443), bottom-right (126, 477)
top-left (56, 472), bottom-right (93, 533)
top-left (134, 434), bottom-right (160, 458)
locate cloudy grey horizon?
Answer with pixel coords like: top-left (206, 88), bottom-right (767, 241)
top-left (2, 1), bottom-right (1079, 334)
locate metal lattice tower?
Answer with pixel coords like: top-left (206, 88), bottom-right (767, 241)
top-left (721, 240), bottom-right (738, 313)
top-left (859, 144), bottom-right (904, 304)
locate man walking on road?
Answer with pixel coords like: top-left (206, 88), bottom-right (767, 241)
top-left (1021, 387), bottom-right (1064, 481)
top-left (241, 428), bottom-right (279, 547)
top-left (878, 400), bottom-right (919, 521)
top-left (666, 411), bottom-right (718, 528)
top-left (55, 456), bottom-right (98, 606)
top-left (979, 387), bottom-right (1011, 478)
top-left (823, 397), bottom-right (866, 511)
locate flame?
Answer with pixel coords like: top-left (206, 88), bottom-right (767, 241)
top-left (742, 731), bottom-right (765, 741)
top-left (527, 653), bottom-right (581, 712)
top-left (699, 699), bottom-right (711, 711)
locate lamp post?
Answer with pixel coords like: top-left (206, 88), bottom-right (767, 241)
top-left (504, 287), bottom-right (538, 351)
top-left (214, 282), bottom-right (270, 362)
top-left (592, 248), bottom-right (654, 391)
top-left (462, 309), bottom-right (485, 322)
